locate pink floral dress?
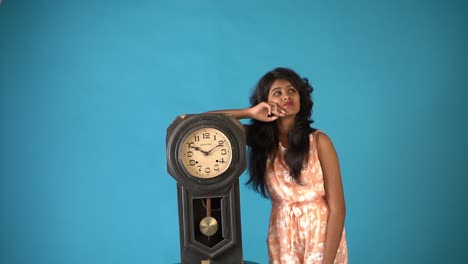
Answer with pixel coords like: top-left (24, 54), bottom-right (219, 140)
top-left (265, 131), bottom-right (348, 264)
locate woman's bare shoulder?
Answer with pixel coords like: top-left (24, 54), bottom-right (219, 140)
top-left (314, 129), bottom-right (335, 151)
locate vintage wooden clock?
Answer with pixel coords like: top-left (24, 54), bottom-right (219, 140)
top-left (166, 113), bottom-right (247, 264)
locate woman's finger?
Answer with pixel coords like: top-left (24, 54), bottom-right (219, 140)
top-left (269, 102), bottom-right (285, 116)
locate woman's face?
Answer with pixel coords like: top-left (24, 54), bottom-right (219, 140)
top-left (267, 79), bottom-right (300, 116)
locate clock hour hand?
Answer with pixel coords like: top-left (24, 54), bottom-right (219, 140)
top-left (193, 146), bottom-right (209, 155)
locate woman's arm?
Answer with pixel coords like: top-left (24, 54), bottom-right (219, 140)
top-left (206, 104), bottom-right (284, 146)
top-left (316, 132), bottom-right (346, 264)
top-left (206, 102), bottom-right (286, 122)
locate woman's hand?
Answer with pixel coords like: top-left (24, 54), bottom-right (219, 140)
top-left (248, 102), bottom-right (286, 122)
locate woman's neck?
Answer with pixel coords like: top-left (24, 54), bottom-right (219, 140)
top-left (276, 117), bottom-right (295, 147)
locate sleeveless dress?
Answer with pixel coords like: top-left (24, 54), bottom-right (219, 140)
top-left (265, 131), bottom-right (348, 264)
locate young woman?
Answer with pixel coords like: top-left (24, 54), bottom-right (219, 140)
top-left (210, 67), bottom-right (348, 264)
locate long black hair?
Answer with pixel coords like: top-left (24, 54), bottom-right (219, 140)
top-left (246, 67), bottom-right (315, 198)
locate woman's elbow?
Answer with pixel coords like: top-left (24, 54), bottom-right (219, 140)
top-left (329, 204), bottom-right (346, 218)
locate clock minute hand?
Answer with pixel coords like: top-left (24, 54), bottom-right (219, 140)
top-left (206, 144), bottom-right (222, 154)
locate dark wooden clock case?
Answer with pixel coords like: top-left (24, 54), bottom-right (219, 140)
top-left (166, 113), bottom-right (247, 264)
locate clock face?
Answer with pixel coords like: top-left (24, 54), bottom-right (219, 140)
top-left (180, 127), bottom-right (233, 179)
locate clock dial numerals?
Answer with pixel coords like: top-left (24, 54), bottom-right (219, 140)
top-left (181, 128), bottom-right (232, 178)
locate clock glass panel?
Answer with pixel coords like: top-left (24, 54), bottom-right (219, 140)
top-left (180, 127), bottom-right (232, 178)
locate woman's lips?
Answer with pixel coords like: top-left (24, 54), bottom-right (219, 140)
top-left (283, 101), bottom-right (293, 107)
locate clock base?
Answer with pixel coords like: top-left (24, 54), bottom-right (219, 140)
top-left (174, 261), bottom-right (259, 264)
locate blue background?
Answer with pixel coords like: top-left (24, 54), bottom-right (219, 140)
top-left (1, 0), bottom-right (467, 263)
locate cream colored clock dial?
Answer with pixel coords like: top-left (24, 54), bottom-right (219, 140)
top-left (181, 127), bottom-right (232, 178)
